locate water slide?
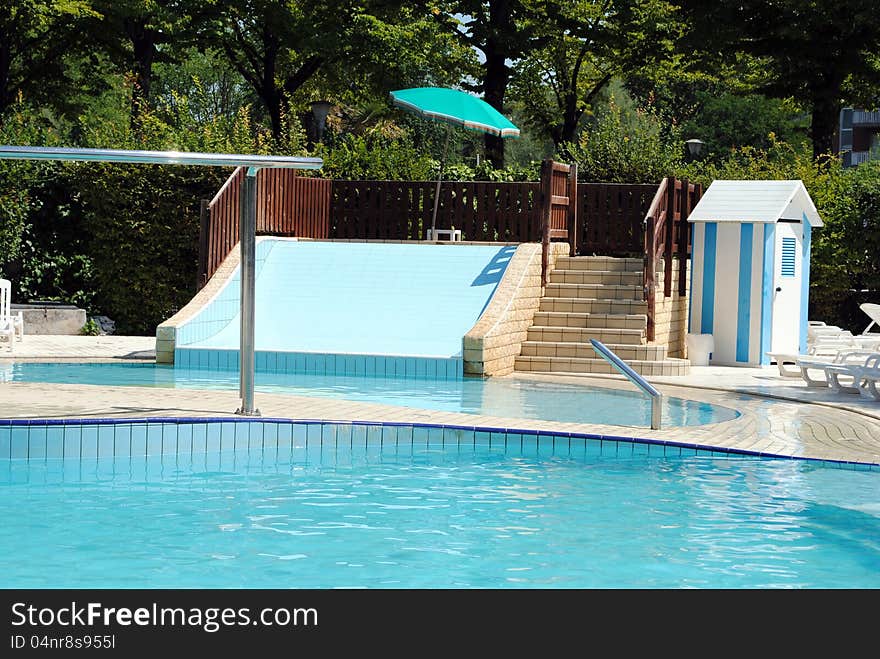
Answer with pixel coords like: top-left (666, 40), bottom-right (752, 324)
top-left (172, 239), bottom-right (514, 378)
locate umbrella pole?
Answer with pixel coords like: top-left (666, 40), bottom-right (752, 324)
top-left (430, 126), bottom-right (452, 239)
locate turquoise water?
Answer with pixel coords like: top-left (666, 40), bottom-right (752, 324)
top-left (1, 444), bottom-right (877, 588)
top-left (2, 362), bottom-right (739, 427)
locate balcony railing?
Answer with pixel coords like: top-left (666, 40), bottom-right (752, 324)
top-left (853, 110), bottom-right (880, 126)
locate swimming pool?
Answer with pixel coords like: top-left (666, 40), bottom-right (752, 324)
top-left (1, 419), bottom-right (876, 589)
top-left (2, 362), bottom-right (739, 427)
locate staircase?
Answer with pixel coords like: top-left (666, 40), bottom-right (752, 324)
top-left (514, 255), bottom-right (690, 376)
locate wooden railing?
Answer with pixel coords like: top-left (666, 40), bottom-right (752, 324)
top-left (643, 177), bottom-right (703, 341)
top-left (197, 167), bottom-right (331, 287)
top-left (539, 159), bottom-right (577, 286)
top-left (576, 183), bottom-right (657, 255)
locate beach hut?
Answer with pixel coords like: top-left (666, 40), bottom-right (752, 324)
top-left (686, 180), bottom-right (823, 366)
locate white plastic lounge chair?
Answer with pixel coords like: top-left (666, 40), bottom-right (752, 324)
top-left (858, 364), bottom-right (880, 401)
top-left (824, 353), bottom-right (880, 398)
top-left (859, 303), bottom-right (880, 336)
top-left (795, 350), bottom-right (878, 388)
top-left (767, 339), bottom-right (857, 378)
top-left (0, 278), bottom-right (23, 351)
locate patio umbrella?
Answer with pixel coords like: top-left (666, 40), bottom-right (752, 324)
top-left (389, 87), bottom-right (520, 238)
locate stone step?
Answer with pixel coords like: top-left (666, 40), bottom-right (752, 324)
top-left (526, 326), bottom-right (645, 345)
top-left (543, 283), bottom-right (644, 300)
top-left (538, 297), bottom-right (648, 315)
top-left (514, 355), bottom-right (690, 377)
top-left (549, 269), bottom-right (643, 286)
top-left (519, 341), bottom-right (667, 360)
top-left (554, 256), bottom-right (643, 272)
top-left (531, 311), bottom-right (647, 330)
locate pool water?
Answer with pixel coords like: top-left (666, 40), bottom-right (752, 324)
top-left (1, 444), bottom-right (877, 588)
top-left (1, 362), bottom-right (739, 427)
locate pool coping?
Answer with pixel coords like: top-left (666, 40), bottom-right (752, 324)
top-left (3, 374), bottom-right (879, 467)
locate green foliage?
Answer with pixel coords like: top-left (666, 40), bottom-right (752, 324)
top-left (679, 92), bottom-right (810, 159)
top-left (674, 135), bottom-right (823, 187)
top-left (561, 93), bottom-right (683, 183)
top-left (315, 129), bottom-right (437, 180)
top-left (79, 318), bottom-right (100, 336)
top-left (510, 0), bottom-right (683, 149)
top-left (809, 161), bottom-right (880, 333)
top-left (76, 162), bottom-right (226, 335)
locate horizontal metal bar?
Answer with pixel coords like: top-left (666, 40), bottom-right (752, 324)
top-left (0, 145), bottom-right (323, 170)
top-left (590, 339), bottom-right (662, 429)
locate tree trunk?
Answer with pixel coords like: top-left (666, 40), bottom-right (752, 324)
top-left (808, 65), bottom-right (843, 161)
top-left (126, 19), bottom-right (157, 126)
top-left (483, 51), bottom-right (509, 169)
top-left (810, 90), bottom-right (841, 161)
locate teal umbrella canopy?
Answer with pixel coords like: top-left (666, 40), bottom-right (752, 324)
top-left (390, 87), bottom-right (520, 138)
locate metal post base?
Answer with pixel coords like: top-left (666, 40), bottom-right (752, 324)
top-left (235, 407), bottom-right (262, 417)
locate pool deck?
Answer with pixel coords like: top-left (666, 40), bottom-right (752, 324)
top-left (2, 335), bottom-right (879, 466)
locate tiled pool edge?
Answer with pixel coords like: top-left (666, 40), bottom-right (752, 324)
top-left (0, 417), bottom-right (875, 471)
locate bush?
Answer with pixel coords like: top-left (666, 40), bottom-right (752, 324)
top-left (560, 95), bottom-right (683, 183)
top-left (75, 163), bottom-right (227, 335)
top-left (809, 160), bottom-right (880, 333)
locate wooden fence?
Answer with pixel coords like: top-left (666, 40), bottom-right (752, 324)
top-left (197, 168), bottom-right (331, 289)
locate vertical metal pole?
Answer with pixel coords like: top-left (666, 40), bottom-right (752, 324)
top-left (237, 166), bottom-right (260, 416)
top-left (430, 127), bottom-right (452, 239)
top-left (651, 394), bottom-right (662, 430)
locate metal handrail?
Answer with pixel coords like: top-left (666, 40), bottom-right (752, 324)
top-left (0, 145), bottom-right (323, 417)
top-left (590, 339), bottom-right (663, 430)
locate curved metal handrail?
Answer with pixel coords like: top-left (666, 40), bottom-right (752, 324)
top-left (590, 339), bottom-right (662, 430)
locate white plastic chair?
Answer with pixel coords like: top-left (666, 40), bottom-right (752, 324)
top-left (0, 278), bottom-right (23, 351)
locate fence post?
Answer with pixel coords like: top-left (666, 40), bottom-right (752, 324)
top-left (539, 159), bottom-right (553, 288)
top-left (677, 180), bottom-right (694, 297)
top-left (567, 163), bottom-right (578, 256)
top-left (645, 217), bottom-right (656, 343)
top-left (663, 177), bottom-right (675, 298)
top-left (197, 198), bottom-right (210, 290)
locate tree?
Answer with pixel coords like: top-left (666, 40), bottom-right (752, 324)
top-left (84, 1), bottom-right (209, 125)
top-left (0, 1), bottom-right (97, 119)
top-left (209, 1), bottom-right (474, 141)
top-left (510, 0), bottom-right (681, 151)
top-left (441, 1), bottom-right (549, 167)
top-left (676, 0), bottom-right (880, 159)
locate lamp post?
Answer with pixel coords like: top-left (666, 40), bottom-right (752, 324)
top-left (310, 101), bottom-right (333, 144)
top-left (685, 138), bottom-right (706, 161)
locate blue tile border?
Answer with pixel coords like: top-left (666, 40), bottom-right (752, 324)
top-left (174, 348), bottom-right (463, 380)
top-left (0, 416), bottom-right (876, 471)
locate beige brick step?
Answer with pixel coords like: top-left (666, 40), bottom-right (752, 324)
top-left (539, 297), bottom-right (648, 315)
top-left (532, 311), bottom-right (647, 330)
top-left (550, 269), bottom-right (643, 286)
top-left (554, 256), bottom-right (643, 272)
top-left (514, 355), bottom-right (690, 377)
top-left (519, 341), bottom-right (667, 360)
top-left (544, 283), bottom-right (644, 300)
top-left (526, 326), bottom-right (645, 345)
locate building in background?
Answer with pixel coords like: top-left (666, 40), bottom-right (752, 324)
top-left (838, 108), bottom-right (880, 167)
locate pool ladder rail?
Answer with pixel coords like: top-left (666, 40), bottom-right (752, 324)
top-left (589, 339), bottom-right (663, 430)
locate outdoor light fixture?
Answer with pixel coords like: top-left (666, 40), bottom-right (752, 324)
top-left (685, 138), bottom-right (706, 160)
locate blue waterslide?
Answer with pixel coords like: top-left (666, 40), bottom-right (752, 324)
top-left (178, 240), bottom-right (513, 363)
